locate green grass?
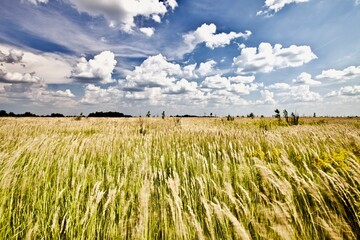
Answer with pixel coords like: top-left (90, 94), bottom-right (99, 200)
top-left (0, 117), bottom-right (359, 239)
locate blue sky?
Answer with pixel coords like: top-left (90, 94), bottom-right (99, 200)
top-left (0, 0), bottom-right (359, 116)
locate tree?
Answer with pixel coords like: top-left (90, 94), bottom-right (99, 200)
top-left (162, 111), bottom-right (165, 119)
top-left (313, 112), bottom-right (316, 118)
top-left (275, 109), bottom-right (281, 123)
top-left (0, 110), bottom-right (7, 117)
top-left (247, 112), bottom-right (255, 119)
top-left (291, 112), bottom-right (299, 125)
top-left (146, 111), bottom-right (151, 118)
top-left (283, 109), bottom-right (289, 123)
top-left (227, 114), bottom-right (234, 121)
top-left (210, 112), bottom-right (213, 118)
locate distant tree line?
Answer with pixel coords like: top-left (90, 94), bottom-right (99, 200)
top-left (87, 111), bottom-right (132, 118)
top-left (0, 110), bottom-right (62, 117)
top-left (0, 110), bottom-right (133, 118)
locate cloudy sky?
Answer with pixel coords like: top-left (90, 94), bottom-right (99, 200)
top-left (0, 0), bottom-right (359, 116)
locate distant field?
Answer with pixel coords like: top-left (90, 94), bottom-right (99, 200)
top-left (0, 117), bottom-right (359, 239)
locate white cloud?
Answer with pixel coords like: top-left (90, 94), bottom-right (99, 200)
top-left (166, 0), bottom-right (178, 10)
top-left (233, 42), bottom-right (317, 74)
top-left (201, 75), bottom-right (230, 90)
top-left (71, 51), bottom-right (117, 84)
top-left (152, 14), bottom-right (161, 23)
top-left (316, 65), bottom-right (360, 81)
top-left (197, 60), bottom-right (217, 77)
top-left (293, 72), bottom-right (321, 85)
top-left (122, 54), bottom-right (182, 89)
top-left (325, 90), bottom-right (338, 98)
top-left (1, 80), bottom-right (76, 109)
top-left (163, 78), bottom-right (198, 94)
top-left (81, 84), bottom-right (123, 104)
top-left (230, 83), bottom-right (252, 95)
top-left (200, 74), bottom-right (260, 96)
top-left (355, 0), bottom-right (360, 6)
top-left (182, 23), bottom-right (251, 54)
top-left (140, 27), bottom-right (155, 37)
top-left (228, 75), bottom-right (256, 84)
top-left (117, 55), bottom-right (259, 108)
top-left (52, 89), bottom-right (75, 98)
top-left (66, 0), bottom-right (177, 33)
top-left (339, 85), bottom-right (360, 96)
top-left (286, 85), bottom-right (322, 102)
top-left (32, 87), bottom-right (76, 106)
top-left (0, 49), bottom-right (24, 63)
top-left (0, 69), bottom-right (40, 84)
top-left (0, 44), bottom-right (74, 84)
top-left (182, 63), bottom-right (197, 79)
top-left (24, 0), bottom-right (48, 5)
top-left (261, 90), bottom-right (276, 104)
top-left (258, 0), bottom-right (309, 15)
top-left (266, 82), bottom-right (290, 90)
top-left (325, 86), bottom-right (360, 98)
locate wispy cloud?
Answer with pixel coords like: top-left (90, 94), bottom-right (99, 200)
top-left (257, 0), bottom-right (309, 16)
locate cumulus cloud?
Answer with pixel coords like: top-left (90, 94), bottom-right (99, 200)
top-left (52, 89), bottom-right (75, 98)
top-left (0, 69), bottom-right (40, 84)
top-left (355, 0), bottom-right (360, 5)
top-left (66, 0), bottom-right (177, 32)
top-left (166, 0), bottom-right (178, 9)
top-left (325, 85), bottom-right (360, 98)
top-left (0, 49), bottom-right (24, 63)
top-left (284, 85), bottom-right (322, 102)
top-left (316, 65), bottom-right (360, 81)
top-left (122, 54), bottom-right (182, 89)
top-left (163, 79), bottom-right (198, 95)
top-left (266, 82), bottom-right (290, 90)
top-left (293, 72), bottom-right (321, 85)
top-left (0, 45), bottom-right (74, 84)
top-left (339, 85), bottom-right (360, 96)
top-left (140, 27), bottom-right (155, 37)
top-left (257, 0), bottom-right (309, 15)
top-left (228, 75), bottom-right (256, 84)
top-left (116, 55), bottom-right (261, 108)
top-left (197, 60), bottom-right (217, 77)
top-left (182, 63), bottom-right (197, 79)
top-left (152, 15), bottom-right (161, 23)
top-left (81, 84), bottom-right (123, 104)
top-left (233, 42), bottom-right (317, 74)
top-left (201, 75), bottom-right (230, 90)
top-left (182, 23), bottom-right (251, 54)
top-left (33, 88), bottom-right (76, 106)
top-left (261, 90), bottom-right (276, 104)
top-left (71, 51), bottom-right (117, 84)
top-left (1, 79), bottom-right (76, 109)
top-left (200, 74), bottom-right (260, 96)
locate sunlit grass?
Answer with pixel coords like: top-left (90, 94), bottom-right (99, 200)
top-left (0, 117), bottom-right (359, 239)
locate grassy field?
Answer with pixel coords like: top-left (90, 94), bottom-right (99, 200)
top-left (0, 117), bottom-right (359, 239)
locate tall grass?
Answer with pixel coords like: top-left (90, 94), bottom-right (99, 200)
top-left (0, 117), bottom-right (359, 239)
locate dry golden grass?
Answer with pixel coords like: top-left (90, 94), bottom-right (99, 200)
top-left (0, 117), bottom-right (359, 239)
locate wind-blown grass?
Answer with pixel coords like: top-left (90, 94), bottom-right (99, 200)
top-left (0, 117), bottom-right (359, 239)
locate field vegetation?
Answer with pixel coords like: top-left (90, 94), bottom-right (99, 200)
top-left (0, 117), bottom-right (359, 239)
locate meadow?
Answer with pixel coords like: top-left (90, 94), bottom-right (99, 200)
top-left (0, 117), bottom-right (359, 239)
